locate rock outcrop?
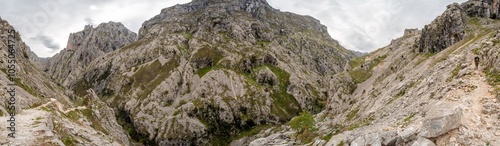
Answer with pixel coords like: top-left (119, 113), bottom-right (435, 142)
top-left (419, 102), bottom-right (462, 138)
top-left (462, 0), bottom-right (500, 19)
top-left (45, 22), bottom-right (137, 88)
top-left (62, 0), bottom-right (354, 145)
top-left (0, 18), bottom-right (70, 110)
top-left (0, 18), bottom-right (130, 145)
top-left (418, 3), bottom-right (467, 53)
top-left (404, 28), bottom-right (420, 37)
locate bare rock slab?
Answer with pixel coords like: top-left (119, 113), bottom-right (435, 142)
top-left (420, 102), bottom-right (462, 138)
top-left (411, 137), bottom-right (436, 146)
top-left (325, 134), bottom-right (347, 146)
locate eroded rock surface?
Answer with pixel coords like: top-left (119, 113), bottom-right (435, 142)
top-left (418, 3), bottom-right (467, 53)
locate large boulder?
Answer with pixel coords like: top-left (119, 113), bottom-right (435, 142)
top-left (419, 102), bottom-right (462, 138)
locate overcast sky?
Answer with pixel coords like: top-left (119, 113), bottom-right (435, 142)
top-left (0, 0), bottom-right (467, 57)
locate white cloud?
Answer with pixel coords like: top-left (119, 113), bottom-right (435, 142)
top-left (268, 0), bottom-right (467, 52)
top-left (0, 0), bottom-right (467, 57)
top-left (89, 5), bottom-right (97, 10)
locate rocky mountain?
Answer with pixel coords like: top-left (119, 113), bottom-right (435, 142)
top-left (45, 22), bottom-right (137, 88)
top-left (250, 2), bottom-right (500, 146)
top-left (1, 0), bottom-right (500, 145)
top-left (56, 0), bottom-right (354, 145)
top-left (0, 18), bottom-right (131, 145)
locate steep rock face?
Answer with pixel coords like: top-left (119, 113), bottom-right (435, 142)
top-left (45, 22), bottom-right (137, 88)
top-left (1, 18), bottom-right (130, 145)
top-left (311, 3), bottom-right (500, 145)
top-left (418, 3), bottom-right (468, 53)
top-left (68, 0), bottom-right (354, 145)
top-left (0, 18), bottom-right (71, 110)
top-left (462, 0), bottom-right (500, 19)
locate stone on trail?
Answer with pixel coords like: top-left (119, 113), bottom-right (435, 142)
top-left (419, 102), bottom-right (462, 138)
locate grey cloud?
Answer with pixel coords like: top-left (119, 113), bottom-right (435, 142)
top-left (31, 34), bottom-right (60, 51)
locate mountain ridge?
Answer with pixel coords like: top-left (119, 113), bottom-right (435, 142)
top-left (0, 0), bottom-right (499, 145)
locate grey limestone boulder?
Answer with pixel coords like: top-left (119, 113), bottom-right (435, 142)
top-left (420, 102), bottom-right (462, 138)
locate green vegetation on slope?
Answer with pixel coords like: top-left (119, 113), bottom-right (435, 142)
top-left (131, 56), bottom-right (180, 99)
top-left (266, 65), bottom-right (302, 122)
top-left (192, 46), bottom-right (224, 78)
top-left (117, 109), bottom-right (156, 145)
top-left (485, 69), bottom-right (500, 96)
top-left (348, 55), bottom-right (386, 84)
top-left (289, 112), bottom-right (317, 143)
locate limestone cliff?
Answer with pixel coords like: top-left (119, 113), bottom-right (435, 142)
top-left (0, 18), bottom-right (131, 145)
top-left (418, 3), bottom-right (468, 53)
top-left (462, 0), bottom-right (500, 19)
top-left (45, 22), bottom-right (137, 88)
top-left (62, 0), bottom-right (354, 145)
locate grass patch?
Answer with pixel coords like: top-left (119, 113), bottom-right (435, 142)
top-left (415, 52), bottom-right (436, 66)
top-left (54, 121), bottom-right (77, 146)
top-left (256, 40), bottom-right (271, 47)
top-left (235, 124), bottom-right (272, 140)
top-left (176, 100), bottom-right (187, 108)
top-left (13, 78), bottom-right (40, 97)
top-left (447, 64), bottom-right (462, 82)
top-left (473, 47), bottom-right (482, 55)
top-left (73, 79), bottom-right (91, 97)
top-left (348, 55), bottom-right (384, 84)
top-left (266, 65), bottom-right (301, 122)
top-left (65, 111), bottom-right (80, 122)
top-left (192, 46), bottom-right (224, 77)
top-left (485, 69), bottom-right (500, 96)
top-left (349, 69), bottom-right (373, 84)
top-left (346, 114), bottom-right (375, 131)
top-left (62, 136), bottom-right (76, 146)
top-left (195, 66), bottom-right (213, 77)
top-left (322, 133), bottom-right (333, 141)
top-left (388, 81), bottom-right (416, 104)
top-left (192, 46), bottom-right (224, 66)
top-left (338, 140), bottom-right (345, 146)
top-left (132, 56), bottom-right (180, 98)
top-left (345, 107), bottom-right (359, 121)
top-left (349, 57), bottom-right (365, 68)
top-left (289, 112), bottom-right (317, 143)
top-left (81, 109), bottom-right (109, 135)
top-left (402, 113), bottom-right (415, 127)
top-left (117, 109), bottom-right (155, 145)
top-left (184, 32), bottom-right (193, 39)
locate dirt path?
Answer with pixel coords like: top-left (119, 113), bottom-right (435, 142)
top-left (441, 67), bottom-right (500, 145)
top-left (35, 98), bottom-right (86, 114)
top-left (460, 70), bottom-right (499, 145)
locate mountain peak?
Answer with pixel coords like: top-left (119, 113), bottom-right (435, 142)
top-left (45, 21), bottom-right (137, 86)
